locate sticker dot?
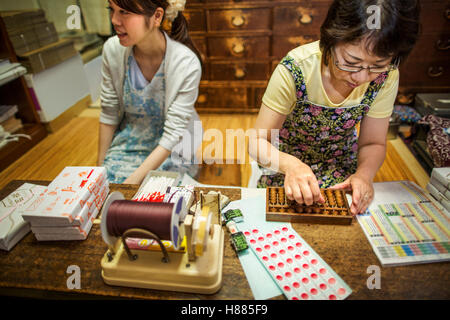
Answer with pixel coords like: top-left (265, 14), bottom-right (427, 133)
top-left (244, 231), bottom-right (250, 236)
top-left (286, 258), bottom-right (293, 264)
top-left (320, 283), bottom-right (327, 290)
top-left (292, 297), bottom-right (299, 300)
top-left (302, 277), bottom-right (309, 284)
top-left (329, 295), bottom-right (337, 300)
top-left (262, 256), bottom-right (268, 261)
top-left (271, 253), bottom-right (277, 259)
top-left (311, 259), bottom-right (318, 265)
top-left (256, 247), bottom-right (262, 252)
top-left (295, 254), bottom-right (301, 260)
top-left (288, 246), bottom-right (294, 251)
top-left (278, 262), bottom-right (285, 268)
top-left (273, 241), bottom-right (279, 246)
top-left (338, 288), bottom-right (346, 295)
top-left (252, 229), bottom-right (258, 233)
top-left (303, 250), bottom-right (310, 256)
top-left (258, 237), bottom-right (264, 241)
top-left (281, 238), bottom-right (287, 243)
top-left (296, 242), bottom-right (302, 247)
top-left (311, 273), bottom-right (318, 279)
top-left (319, 268), bottom-right (327, 274)
top-left (328, 278), bottom-right (336, 285)
top-left (282, 227), bottom-right (289, 232)
top-left (289, 234), bottom-right (295, 239)
top-left (264, 244), bottom-right (271, 250)
top-left (301, 293), bottom-right (309, 300)
top-left (294, 267), bottom-right (301, 273)
top-left (274, 230), bottom-right (280, 235)
top-left (279, 249), bottom-right (286, 255)
top-left (284, 286), bottom-right (291, 292)
top-left (310, 288), bottom-right (318, 295)
top-left (266, 233), bottom-right (272, 238)
top-left (250, 239), bottom-right (256, 244)
top-left (269, 265), bottom-right (275, 271)
top-left (276, 275), bottom-right (283, 281)
top-left (285, 272), bottom-right (292, 278)
top-left (302, 263), bottom-right (309, 269)
top-left (293, 282), bottom-right (300, 288)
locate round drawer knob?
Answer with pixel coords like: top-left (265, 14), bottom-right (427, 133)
top-left (299, 14), bottom-right (312, 24)
top-left (427, 66), bottom-right (443, 78)
top-left (235, 68), bottom-right (246, 79)
top-left (436, 39), bottom-right (450, 51)
top-left (231, 15), bottom-right (245, 27)
top-left (232, 42), bottom-right (245, 54)
top-left (197, 94), bottom-right (207, 103)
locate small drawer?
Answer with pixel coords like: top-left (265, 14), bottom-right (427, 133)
top-left (208, 36), bottom-right (270, 58)
top-left (196, 86), bottom-right (249, 108)
top-left (420, 1), bottom-right (450, 34)
top-left (191, 36), bottom-right (207, 61)
top-left (209, 61), bottom-right (271, 81)
top-left (208, 8), bottom-right (271, 31)
top-left (273, 4), bottom-right (328, 34)
top-left (272, 35), bottom-right (319, 59)
top-left (407, 33), bottom-right (450, 61)
top-left (184, 9), bottom-right (206, 32)
top-left (399, 58), bottom-right (450, 87)
top-left (254, 86), bottom-right (267, 109)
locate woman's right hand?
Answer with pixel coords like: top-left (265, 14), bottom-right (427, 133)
top-left (283, 156), bottom-right (324, 206)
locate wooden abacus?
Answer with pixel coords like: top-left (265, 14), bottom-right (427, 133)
top-left (266, 187), bottom-right (353, 225)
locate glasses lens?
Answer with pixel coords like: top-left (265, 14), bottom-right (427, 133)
top-left (338, 64), bottom-right (361, 73)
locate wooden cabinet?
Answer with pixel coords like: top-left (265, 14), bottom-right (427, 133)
top-left (0, 16), bottom-right (47, 172)
top-left (187, 0), bottom-right (450, 112)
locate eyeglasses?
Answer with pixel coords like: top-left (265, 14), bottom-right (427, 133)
top-left (332, 50), bottom-right (400, 74)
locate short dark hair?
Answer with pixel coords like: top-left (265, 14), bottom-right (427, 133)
top-left (320, 0), bottom-right (421, 66)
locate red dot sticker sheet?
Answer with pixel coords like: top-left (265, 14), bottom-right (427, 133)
top-left (243, 226), bottom-right (352, 300)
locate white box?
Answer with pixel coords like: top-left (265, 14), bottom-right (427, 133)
top-left (22, 166), bottom-right (107, 226)
top-left (431, 167), bottom-right (450, 190)
top-left (426, 183), bottom-right (450, 212)
top-left (0, 183), bottom-right (47, 251)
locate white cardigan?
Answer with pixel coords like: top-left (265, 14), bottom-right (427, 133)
top-left (99, 32), bottom-right (202, 159)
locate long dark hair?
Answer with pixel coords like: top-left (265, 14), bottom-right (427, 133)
top-left (320, 0), bottom-right (421, 66)
top-left (111, 0), bottom-right (202, 64)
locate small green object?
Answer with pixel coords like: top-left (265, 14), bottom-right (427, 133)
top-left (224, 209), bottom-right (244, 223)
top-left (231, 231), bottom-right (248, 252)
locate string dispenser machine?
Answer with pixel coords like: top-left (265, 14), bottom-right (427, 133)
top-left (100, 171), bottom-right (229, 294)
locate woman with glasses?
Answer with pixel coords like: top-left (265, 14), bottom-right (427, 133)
top-left (249, 0), bottom-right (420, 215)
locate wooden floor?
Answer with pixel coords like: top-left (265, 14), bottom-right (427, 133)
top-left (0, 109), bottom-right (429, 190)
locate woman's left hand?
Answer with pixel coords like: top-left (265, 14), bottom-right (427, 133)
top-left (329, 174), bottom-right (374, 215)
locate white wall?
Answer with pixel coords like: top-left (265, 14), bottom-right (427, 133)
top-left (29, 54), bottom-right (90, 122)
top-left (83, 55), bottom-right (102, 103)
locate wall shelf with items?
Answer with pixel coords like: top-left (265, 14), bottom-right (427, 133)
top-left (0, 15), bottom-right (47, 173)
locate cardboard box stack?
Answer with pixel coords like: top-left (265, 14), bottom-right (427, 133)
top-left (0, 183), bottom-right (47, 251)
top-left (0, 9), bottom-right (77, 74)
top-left (426, 167), bottom-right (450, 212)
top-left (22, 167), bottom-right (109, 241)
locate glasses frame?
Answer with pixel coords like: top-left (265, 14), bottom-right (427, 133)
top-left (331, 49), bottom-right (400, 74)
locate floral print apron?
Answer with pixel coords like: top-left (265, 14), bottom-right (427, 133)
top-left (258, 56), bottom-right (389, 188)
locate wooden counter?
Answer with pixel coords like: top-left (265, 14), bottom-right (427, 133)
top-left (0, 180), bottom-right (448, 300)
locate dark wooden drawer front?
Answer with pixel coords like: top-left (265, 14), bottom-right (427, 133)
top-left (420, 1), bottom-right (450, 34)
top-left (210, 62), bottom-right (270, 81)
top-left (400, 58), bottom-right (450, 86)
top-left (208, 36), bottom-right (270, 58)
top-left (407, 33), bottom-right (450, 61)
top-left (272, 35), bottom-right (319, 59)
top-left (184, 9), bottom-right (206, 32)
top-left (192, 36), bottom-right (207, 60)
top-left (197, 86), bottom-right (248, 108)
top-left (273, 4), bottom-right (329, 34)
top-left (208, 8), bottom-right (271, 31)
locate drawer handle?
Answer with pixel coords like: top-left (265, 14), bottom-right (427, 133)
top-left (235, 68), bottom-right (246, 79)
top-left (231, 15), bottom-right (245, 27)
top-left (427, 66), bottom-right (443, 78)
top-left (299, 14), bottom-right (312, 25)
top-left (197, 93), bottom-right (208, 103)
top-left (436, 39), bottom-right (450, 51)
top-left (232, 42), bottom-right (245, 54)
top-left (446, 9), bottom-right (450, 20)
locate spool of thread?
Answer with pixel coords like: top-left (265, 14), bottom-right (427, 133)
top-left (100, 191), bottom-right (185, 249)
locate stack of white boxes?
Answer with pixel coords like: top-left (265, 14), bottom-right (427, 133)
top-left (22, 167), bottom-right (109, 241)
top-left (426, 167), bottom-right (450, 212)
